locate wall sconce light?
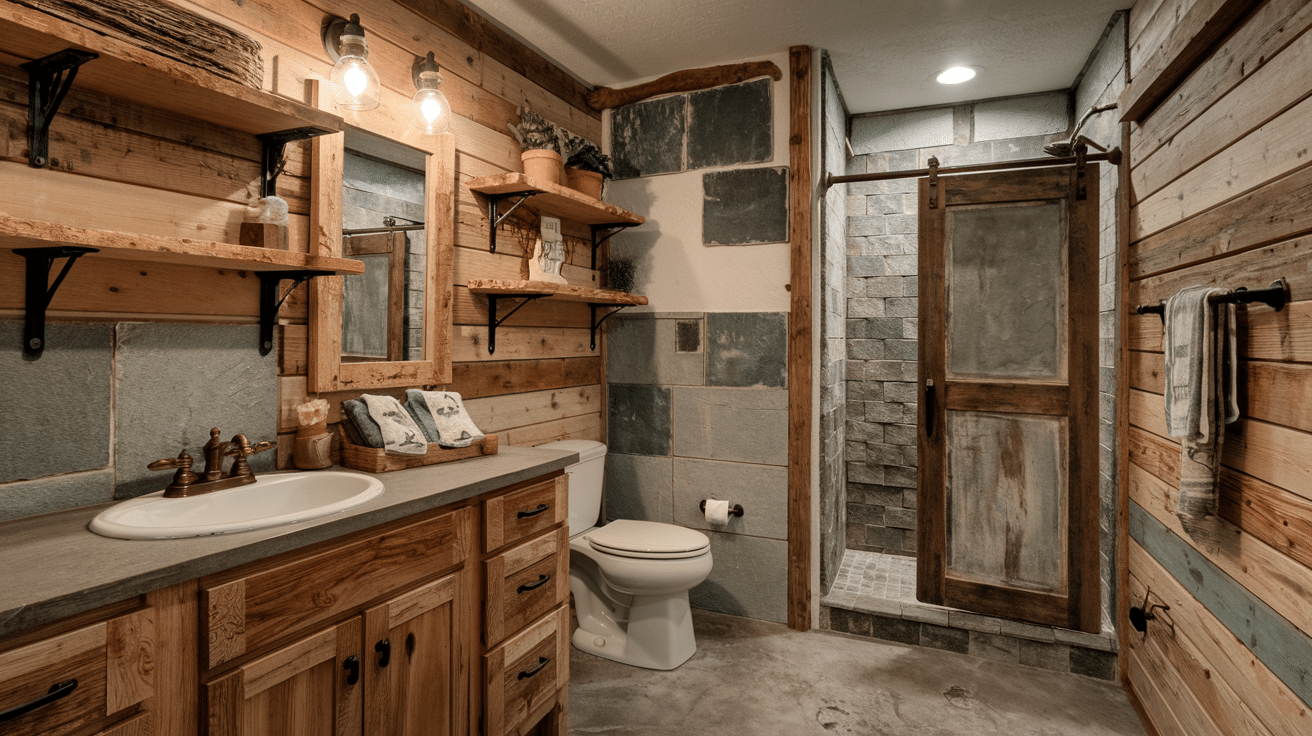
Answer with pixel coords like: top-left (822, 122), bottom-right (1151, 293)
top-left (322, 13), bottom-right (380, 111)
top-left (412, 52), bottom-right (451, 134)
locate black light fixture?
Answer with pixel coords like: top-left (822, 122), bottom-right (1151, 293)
top-left (322, 13), bottom-right (380, 111)
top-left (412, 52), bottom-right (452, 134)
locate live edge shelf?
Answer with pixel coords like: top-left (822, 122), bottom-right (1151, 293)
top-left (466, 173), bottom-right (645, 268)
top-left (467, 280), bottom-right (648, 355)
top-left (1, 215), bottom-right (365, 359)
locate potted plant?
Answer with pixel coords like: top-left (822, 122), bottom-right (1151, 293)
top-left (563, 137), bottom-right (612, 200)
top-left (507, 107), bottom-right (563, 184)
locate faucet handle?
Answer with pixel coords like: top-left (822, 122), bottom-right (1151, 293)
top-left (148, 450), bottom-right (198, 493)
top-left (227, 434), bottom-right (276, 478)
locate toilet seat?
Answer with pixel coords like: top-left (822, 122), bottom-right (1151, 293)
top-left (585, 520), bottom-right (709, 560)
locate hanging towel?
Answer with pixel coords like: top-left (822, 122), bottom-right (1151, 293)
top-left (1163, 285), bottom-right (1238, 548)
top-left (407, 389), bottom-right (485, 448)
top-left (361, 394), bottom-right (428, 455)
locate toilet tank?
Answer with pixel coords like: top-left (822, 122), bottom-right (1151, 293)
top-left (536, 440), bottom-right (607, 534)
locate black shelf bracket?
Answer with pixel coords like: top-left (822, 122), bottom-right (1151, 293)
top-left (485, 191), bottom-right (539, 252)
top-left (257, 270), bottom-right (332, 356)
top-left (14, 246), bottom-right (99, 360)
top-left (21, 49), bottom-right (99, 169)
top-left (589, 303), bottom-right (629, 350)
top-left (589, 223), bottom-right (638, 270)
top-left (485, 293), bottom-right (547, 354)
top-left (258, 127), bottom-right (337, 198)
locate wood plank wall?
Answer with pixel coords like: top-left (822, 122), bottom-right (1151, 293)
top-left (1122, 0), bottom-right (1312, 733)
top-left (0, 0), bottom-right (607, 465)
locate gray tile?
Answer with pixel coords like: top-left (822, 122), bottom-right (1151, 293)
top-left (0, 469), bottom-right (114, 523)
top-left (673, 458), bottom-right (786, 539)
top-left (671, 387), bottom-right (787, 464)
top-left (605, 453), bottom-right (673, 525)
top-left (969, 631), bottom-right (1021, 663)
top-left (687, 79), bottom-right (772, 170)
top-left (829, 607), bottom-right (872, 637)
top-left (703, 168), bottom-right (790, 245)
top-left (999, 618), bottom-right (1057, 643)
top-left (1070, 647), bottom-right (1119, 681)
top-left (901, 603), bottom-right (951, 626)
top-left (706, 312), bottom-right (787, 388)
top-left (607, 315), bottom-right (705, 386)
top-left (949, 610), bottom-right (1002, 634)
top-left (1054, 627), bottom-right (1117, 652)
top-left (1019, 640), bottom-right (1071, 672)
top-left (612, 95), bottom-right (686, 179)
top-left (869, 615), bottom-right (921, 645)
top-left (607, 384), bottom-right (672, 456)
top-left (690, 532), bottom-right (787, 623)
top-left (885, 507), bottom-right (917, 529)
top-left (922, 624), bottom-right (969, 654)
top-left (0, 323), bottom-right (112, 484)
top-left (114, 324), bottom-right (276, 500)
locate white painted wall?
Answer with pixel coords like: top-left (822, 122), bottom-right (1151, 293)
top-left (603, 52), bottom-right (793, 314)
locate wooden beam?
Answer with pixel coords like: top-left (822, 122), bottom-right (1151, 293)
top-left (1119, 0), bottom-right (1257, 122)
top-left (586, 60), bottom-right (784, 111)
top-left (787, 46), bottom-right (813, 632)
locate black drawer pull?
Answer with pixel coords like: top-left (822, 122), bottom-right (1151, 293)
top-left (375, 638), bottom-right (391, 668)
top-left (517, 574), bottom-right (551, 594)
top-left (343, 656), bottom-right (359, 685)
top-left (517, 656), bottom-right (549, 680)
top-left (0, 679), bottom-right (77, 723)
top-left (517, 503), bottom-right (550, 519)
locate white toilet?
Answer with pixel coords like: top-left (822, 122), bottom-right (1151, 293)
top-left (538, 439), bottom-right (712, 670)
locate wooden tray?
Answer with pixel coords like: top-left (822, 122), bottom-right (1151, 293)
top-left (339, 432), bottom-right (499, 473)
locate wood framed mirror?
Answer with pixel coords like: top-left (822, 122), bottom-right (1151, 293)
top-left (308, 118), bottom-right (455, 392)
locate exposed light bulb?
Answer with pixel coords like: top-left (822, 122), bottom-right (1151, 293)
top-left (421, 96), bottom-right (443, 121)
top-left (344, 64), bottom-right (369, 98)
top-left (411, 52), bottom-right (451, 134)
top-left (325, 16), bottom-right (380, 111)
top-left (936, 66), bottom-right (976, 85)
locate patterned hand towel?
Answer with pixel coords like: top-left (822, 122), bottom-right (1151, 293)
top-left (1163, 285), bottom-right (1238, 548)
top-left (407, 389), bottom-right (485, 448)
top-left (341, 399), bottom-right (385, 448)
top-left (361, 394), bottom-right (428, 455)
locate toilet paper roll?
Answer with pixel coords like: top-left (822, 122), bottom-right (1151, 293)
top-left (703, 499), bottom-right (730, 525)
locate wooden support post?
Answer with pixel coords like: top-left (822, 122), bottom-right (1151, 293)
top-left (787, 46), bottom-right (813, 632)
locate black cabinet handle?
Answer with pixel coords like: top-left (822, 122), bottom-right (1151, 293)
top-left (0, 679), bottom-right (77, 723)
top-left (517, 503), bottom-right (549, 519)
top-left (405, 632), bottom-right (416, 660)
top-left (517, 656), bottom-right (549, 680)
top-left (375, 638), bottom-right (391, 668)
top-left (343, 656), bottom-right (359, 686)
top-left (517, 574), bottom-right (550, 594)
top-left (925, 379), bottom-right (936, 438)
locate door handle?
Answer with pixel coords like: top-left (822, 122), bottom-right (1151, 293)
top-left (517, 503), bottom-right (550, 519)
top-left (925, 379), bottom-right (936, 438)
top-left (0, 680), bottom-right (77, 723)
top-left (343, 656), bottom-right (360, 685)
top-left (517, 656), bottom-right (550, 680)
top-left (517, 574), bottom-right (550, 594)
top-left (375, 638), bottom-right (391, 668)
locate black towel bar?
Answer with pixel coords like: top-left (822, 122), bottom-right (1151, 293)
top-left (1134, 279), bottom-right (1289, 322)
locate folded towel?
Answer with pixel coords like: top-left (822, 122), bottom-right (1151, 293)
top-left (361, 394), bottom-right (428, 455)
top-left (341, 399), bottom-right (384, 448)
top-left (407, 389), bottom-right (485, 448)
top-left (1163, 286), bottom-right (1238, 548)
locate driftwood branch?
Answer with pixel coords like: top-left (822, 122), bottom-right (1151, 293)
top-left (586, 60), bottom-right (783, 111)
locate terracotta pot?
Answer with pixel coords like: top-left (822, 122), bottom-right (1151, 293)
top-left (521, 149), bottom-right (564, 186)
top-left (564, 168), bottom-right (604, 200)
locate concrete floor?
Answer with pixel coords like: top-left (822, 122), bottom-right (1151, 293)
top-left (568, 609), bottom-right (1147, 736)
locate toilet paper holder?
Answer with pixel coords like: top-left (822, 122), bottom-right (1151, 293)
top-left (699, 500), bottom-right (744, 517)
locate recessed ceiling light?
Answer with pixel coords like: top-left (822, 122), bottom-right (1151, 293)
top-left (937, 66), bottom-right (977, 85)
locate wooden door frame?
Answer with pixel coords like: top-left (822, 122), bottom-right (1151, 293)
top-left (787, 45), bottom-right (814, 631)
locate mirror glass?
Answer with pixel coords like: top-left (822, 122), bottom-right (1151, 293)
top-left (340, 128), bottom-right (428, 363)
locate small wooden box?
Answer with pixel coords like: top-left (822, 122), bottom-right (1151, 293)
top-left (338, 432), bottom-right (499, 472)
top-left (239, 222), bottom-right (289, 250)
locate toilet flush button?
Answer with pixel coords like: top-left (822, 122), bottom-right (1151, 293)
top-left (594, 637), bottom-right (606, 647)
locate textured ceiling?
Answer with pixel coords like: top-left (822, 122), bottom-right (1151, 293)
top-left (460, 0), bottom-right (1133, 113)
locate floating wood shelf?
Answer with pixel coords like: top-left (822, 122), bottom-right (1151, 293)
top-left (466, 279), bottom-right (647, 354)
top-left (1, 2), bottom-right (342, 136)
top-left (2, 215), bottom-right (364, 359)
top-left (466, 173), bottom-right (644, 263)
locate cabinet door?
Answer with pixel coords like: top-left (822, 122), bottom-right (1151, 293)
top-left (204, 617), bottom-right (362, 736)
top-left (364, 574), bottom-right (462, 736)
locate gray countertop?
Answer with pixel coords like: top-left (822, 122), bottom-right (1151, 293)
top-left (0, 446), bottom-right (576, 640)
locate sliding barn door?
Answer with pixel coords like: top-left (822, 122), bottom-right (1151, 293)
top-left (916, 165), bottom-right (1100, 633)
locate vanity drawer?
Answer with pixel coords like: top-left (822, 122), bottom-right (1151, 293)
top-left (0, 609), bottom-right (154, 736)
top-left (483, 474), bottom-right (567, 553)
top-left (484, 605), bottom-right (569, 736)
top-left (485, 527), bottom-right (569, 647)
top-left (201, 506), bottom-right (469, 670)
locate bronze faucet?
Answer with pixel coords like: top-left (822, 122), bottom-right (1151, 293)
top-left (147, 427), bottom-right (275, 498)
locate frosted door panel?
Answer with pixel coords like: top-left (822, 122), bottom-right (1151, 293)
top-left (946, 202), bottom-right (1066, 380)
top-left (945, 411), bottom-right (1068, 593)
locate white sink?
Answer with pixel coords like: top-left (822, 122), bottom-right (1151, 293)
top-left (89, 471), bottom-right (385, 540)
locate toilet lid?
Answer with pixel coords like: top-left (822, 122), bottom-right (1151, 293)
top-left (587, 520), bottom-right (710, 559)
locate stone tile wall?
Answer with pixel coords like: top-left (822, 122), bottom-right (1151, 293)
top-left (0, 322), bottom-right (278, 521)
top-left (819, 53), bottom-right (848, 593)
top-left (606, 311), bottom-right (789, 623)
top-left (844, 97), bottom-right (1069, 557)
